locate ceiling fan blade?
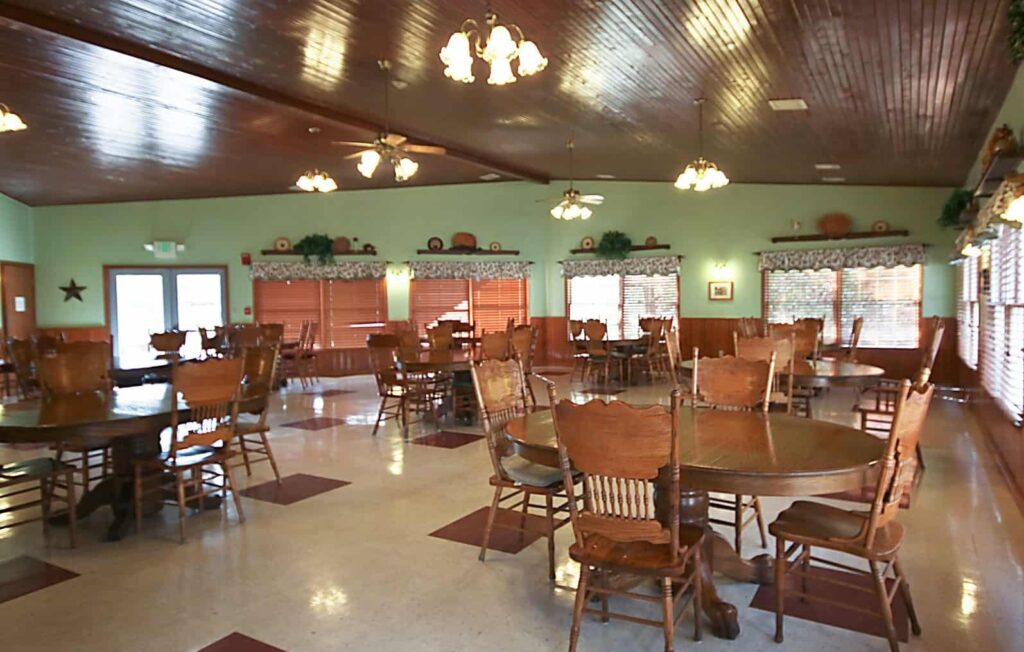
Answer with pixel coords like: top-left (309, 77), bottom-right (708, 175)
top-left (331, 140), bottom-right (374, 148)
top-left (404, 144), bottom-right (447, 156)
top-left (384, 133), bottom-right (408, 147)
top-left (343, 150), bottom-right (371, 160)
top-left (581, 195), bottom-right (605, 204)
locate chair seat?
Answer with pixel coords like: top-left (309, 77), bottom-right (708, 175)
top-left (569, 525), bottom-right (704, 577)
top-left (234, 417), bottom-right (267, 435)
top-left (1, 457), bottom-right (72, 480)
top-left (498, 455), bottom-right (565, 488)
top-left (136, 446), bottom-right (230, 469)
top-left (769, 500), bottom-right (904, 559)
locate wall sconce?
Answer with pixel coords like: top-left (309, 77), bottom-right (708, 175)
top-left (710, 261), bottom-right (733, 281)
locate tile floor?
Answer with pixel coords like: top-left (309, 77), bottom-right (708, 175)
top-left (1, 372), bottom-right (1023, 651)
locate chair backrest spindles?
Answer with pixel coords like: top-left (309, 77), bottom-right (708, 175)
top-left (169, 357), bottom-right (244, 455)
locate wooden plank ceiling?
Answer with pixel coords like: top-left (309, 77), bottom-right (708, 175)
top-left (0, 0), bottom-right (1016, 206)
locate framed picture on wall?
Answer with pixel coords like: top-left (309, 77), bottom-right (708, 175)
top-left (708, 281), bottom-right (734, 301)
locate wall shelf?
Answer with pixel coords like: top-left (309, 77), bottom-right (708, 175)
top-left (259, 249), bottom-right (377, 256)
top-left (568, 244), bottom-right (671, 254)
top-left (415, 248), bottom-right (520, 256)
top-left (974, 151), bottom-right (1024, 199)
top-left (770, 230), bottom-right (909, 244)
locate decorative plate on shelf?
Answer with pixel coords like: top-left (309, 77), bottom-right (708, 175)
top-left (489, 241), bottom-right (502, 251)
top-left (644, 236), bottom-right (658, 247)
top-left (427, 236), bottom-right (444, 251)
top-left (273, 237), bottom-right (292, 251)
top-left (580, 236), bottom-right (595, 250)
top-left (871, 220), bottom-right (890, 233)
top-left (363, 243), bottom-right (376, 254)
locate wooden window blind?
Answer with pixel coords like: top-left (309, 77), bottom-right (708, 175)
top-left (252, 280), bottom-right (321, 343)
top-left (763, 265), bottom-right (922, 348)
top-left (958, 256), bottom-right (979, 369)
top-left (840, 266), bottom-right (921, 348)
top-left (253, 279), bottom-right (388, 348)
top-left (764, 269), bottom-right (839, 343)
top-left (410, 279), bottom-right (470, 335)
top-left (623, 275), bottom-right (679, 339)
top-left (566, 274), bottom-right (679, 340)
top-left (323, 279), bottom-right (388, 348)
top-left (471, 279), bottom-right (528, 334)
top-left (410, 278), bottom-right (527, 335)
top-left (979, 225), bottom-right (1024, 422)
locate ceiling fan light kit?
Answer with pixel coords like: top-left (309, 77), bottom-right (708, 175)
top-left (440, 11), bottom-right (547, 86)
top-left (0, 103), bottom-right (27, 132)
top-left (550, 137), bottom-right (605, 221)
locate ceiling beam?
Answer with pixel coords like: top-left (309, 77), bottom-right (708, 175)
top-left (0, 3), bottom-right (549, 184)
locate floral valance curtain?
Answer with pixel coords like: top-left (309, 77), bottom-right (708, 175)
top-left (249, 261), bottom-right (387, 281)
top-left (757, 244), bottom-right (927, 272)
top-left (559, 255), bottom-right (681, 278)
top-left (408, 260), bottom-right (532, 280)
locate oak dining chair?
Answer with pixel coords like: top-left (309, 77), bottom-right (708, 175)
top-left (471, 359), bottom-right (573, 580)
top-left (0, 455), bottom-right (77, 548)
top-left (842, 316), bottom-right (865, 362)
top-left (511, 324), bottom-right (539, 405)
top-left (132, 357), bottom-right (247, 543)
top-left (734, 333), bottom-right (795, 414)
top-left (37, 341), bottom-right (114, 492)
top-left (769, 321), bottom-right (820, 418)
top-left (149, 330), bottom-right (187, 362)
top-left (568, 320), bottom-right (588, 381)
top-left (6, 336), bottom-right (40, 399)
top-left (367, 334), bottom-right (452, 438)
top-left (480, 331), bottom-right (511, 360)
top-left (771, 379), bottom-right (933, 652)
top-left (233, 345), bottom-right (283, 484)
top-left (582, 320), bottom-right (621, 385)
top-left (692, 347), bottom-right (774, 556)
top-left (549, 386), bottom-right (703, 652)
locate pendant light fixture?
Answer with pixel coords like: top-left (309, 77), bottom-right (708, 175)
top-left (0, 104), bottom-right (27, 132)
top-left (440, 10), bottom-right (547, 85)
top-left (674, 98), bottom-right (729, 192)
top-left (295, 127), bottom-right (338, 193)
top-left (550, 136), bottom-right (604, 221)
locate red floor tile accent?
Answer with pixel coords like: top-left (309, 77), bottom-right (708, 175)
top-left (301, 389), bottom-right (355, 397)
top-left (0, 556), bottom-right (78, 605)
top-left (240, 473), bottom-right (350, 506)
top-left (198, 632), bottom-right (285, 652)
top-left (749, 565), bottom-right (909, 642)
top-left (429, 506), bottom-right (544, 554)
top-left (412, 431), bottom-right (484, 449)
top-left (279, 417), bottom-right (347, 431)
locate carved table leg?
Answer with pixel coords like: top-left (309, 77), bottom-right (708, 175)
top-left (678, 487), bottom-right (741, 640)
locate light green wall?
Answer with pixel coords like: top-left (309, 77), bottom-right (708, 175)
top-left (0, 193), bottom-right (33, 264)
top-left (31, 181), bottom-right (955, 327)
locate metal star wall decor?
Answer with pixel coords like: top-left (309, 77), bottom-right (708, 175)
top-left (59, 279), bottom-right (86, 302)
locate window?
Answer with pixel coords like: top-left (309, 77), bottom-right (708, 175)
top-left (957, 256), bottom-right (980, 369)
top-left (253, 279), bottom-right (387, 349)
top-left (410, 278), bottom-right (528, 335)
top-left (108, 267), bottom-right (226, 369)
top-left (763, 265), bottom-right (922, 348)
top-left (567, 274), bottom-right (679, 339)
top-left (979, 225), bottom-right (1024, 422)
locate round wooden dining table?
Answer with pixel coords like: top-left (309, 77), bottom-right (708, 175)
top-left (0, 383), bottom-right (265, 541)
top-left (504, 406), bottom-right (885, 640)
top-left (680, 357), bottom-right (885, 388)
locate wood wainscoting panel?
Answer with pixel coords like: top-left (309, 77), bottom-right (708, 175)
top-left (532, 316), bottom-right (571, 368)
top-left (968, 391), bottom-right (1024, 514)
top-left (314, 348), bottom-right (370, 377)
top-left (36, 326), bottom-right (110, 342)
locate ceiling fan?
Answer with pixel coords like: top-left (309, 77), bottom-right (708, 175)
top-left (332, 60), bottom-right (447, 182)
top-left (545, 136), bottom-right (604, 220)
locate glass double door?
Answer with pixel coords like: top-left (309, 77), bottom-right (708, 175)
top-left (108, 267), bottom-right (226, 368)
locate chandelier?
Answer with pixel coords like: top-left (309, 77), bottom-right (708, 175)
top-left (440, 11), bottom-right (547, 85)
top-left (550, 137), bottom-right (604, 221)
top-left (675, 98), bottom-right (729, 192)
top-left (295, 169), bottom-right (338, 193)
top-left (294, 127), bottom-right (338, 192)
top-left (0, 104), bottom-right (27, 132)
